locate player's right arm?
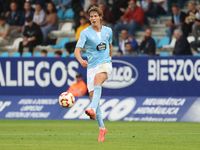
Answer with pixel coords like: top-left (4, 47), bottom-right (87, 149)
top-left (74, 47), bottom-right (88, 68)
top-left (74, 29), bottom-right (88, 68)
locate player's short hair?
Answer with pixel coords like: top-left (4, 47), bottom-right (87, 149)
top-left (172, 3), bottom-right (179, 9)
top-left (125, 42), bottom-right (131, 46)
top-left (121, 29), bottom-right (129, 32)
top-left (88, 6), bottom-right (103, 18)
top-left (0, 16), bottom-right (6, 21)
top-left (54, 50), bottom-right (62, 56)
top-left (174, 29), bottom-right (183, 36)
top-left (41, 49), bottom-right (47, 54)
top-left (35, 2), bottom-right (42, 7)
top-left (188, 1), bottom-right (196, 6)
top-left (25, 16), bottom-right (33, 22)
top-left (145, 27), bottom-right (152, 31)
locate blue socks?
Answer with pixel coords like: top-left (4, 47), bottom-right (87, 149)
top-left (91, 86), bottom-right (102, 110)
top-left (96, 105), bottom-right (104, 128)
top-left (91, 86), bottom-right (104, 128)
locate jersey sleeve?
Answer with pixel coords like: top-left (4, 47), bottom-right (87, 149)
top-left (76, 30), bottom-right (87, 48)
top-left (109, 28), bottom-right (113, 44)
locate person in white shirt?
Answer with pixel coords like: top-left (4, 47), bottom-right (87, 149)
top-left (33, 2), bottom-right (45, 25)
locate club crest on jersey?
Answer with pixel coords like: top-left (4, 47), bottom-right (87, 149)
top-left (105, 33), bottom-right (108, 39)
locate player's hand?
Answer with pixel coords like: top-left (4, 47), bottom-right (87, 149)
top-left (80, 60), bottom-right (88, 68)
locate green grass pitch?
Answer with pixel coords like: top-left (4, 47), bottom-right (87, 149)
top-left (0, 120), bottom-right (199, 150)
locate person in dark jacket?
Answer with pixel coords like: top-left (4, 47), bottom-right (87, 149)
top-left (18, 2), bottom-right (34, 33)
top-left (173, 29), bottom-right (192, 56)
top-left (6, 1), bottom-right (21, 26)
top-left (18, 17), bottom-right (43, 55)
top-left (140, 27), bottom-right (156, 56)
top-left (166, 4), bottom-right (186, 40)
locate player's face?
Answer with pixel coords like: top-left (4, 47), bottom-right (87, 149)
top-left (145, 29), bottom-right (151, 38)
top-left (10, 3), bottom-right (17, 11)
top-left (172, 7), bottom-right (179, 15)
top-left (89, 11), bottom-right (102, 27)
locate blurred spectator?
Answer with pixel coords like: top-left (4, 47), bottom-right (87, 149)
top-left (0, 0), bottom-right (4, 16)
top-left (27, 0), bottom-right (46, 9)
top-left (54, 0), bottom-right (72, 10)
top-left (117, 49), bottom-right (123, 57)
top-left (33, 2), bottom-right (45, 25)
top-left (65, 16), bottom-right (90, 54)
top-left (182, 1), bottom-right (199, 37)
top-left (67, 73), bottom-right (87, 97)
top-left (110, 0), bottom-right (129, 21)
top-left (141, 0), bottom-right (167, 25)
top-left (38, 2), bottom-right (58, 41)
top-left (118, 29), bottom-right (138, 54)
top-left (114, 0), bottom-right (144, 44)
top-left (18, 2), bottom-right (34, 33)
top-left (167, 0), bottom-right (187, 14)
top-left (0, 16), bottom-right (10, 46)
top-left (139, 27), bottom-right (156, 56)
top-left (79, 0), bottom-right (98, 20)
top-left (18, 17), bottom-right (43, 55)
top-left (41, 49), bottom-right (47, 57)
top-left (166, 4), bottom-right (186, 39)
top-left (6, 2), bottom-right (21, 27)
top-left (192, 5), bottom-right (200, 41)
top-left (123, 42), bottom-right (138, 56)
top-left (98, 2), bottom-right (116, 25)
top-left (4, 0), bottom-right (24, 14)
top-left (54, 50), bottom-right (62, 57)
top-left (173, 29), bottom-right (192, 55)
top-left (72, 0), bottom-right (83, 31)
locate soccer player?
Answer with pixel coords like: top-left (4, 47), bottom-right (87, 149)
top-left (74, 6), bottom-right (113, 142)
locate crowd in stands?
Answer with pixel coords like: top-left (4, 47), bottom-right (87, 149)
top-left (0, 0), bottom-right (200, 57)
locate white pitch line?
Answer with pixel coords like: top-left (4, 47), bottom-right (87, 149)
top-left (0, 133), bottom-right (199, 136)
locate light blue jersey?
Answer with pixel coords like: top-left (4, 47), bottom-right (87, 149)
top-left (76, 25), bottom-right (113, 69)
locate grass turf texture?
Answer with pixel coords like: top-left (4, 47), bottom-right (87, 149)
top-left (0, 120), bottom-right (199, 150)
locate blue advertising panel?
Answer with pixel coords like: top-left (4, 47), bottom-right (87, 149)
top-left (0, 56), bottom-right (200, 96)
top-left (0, 96), bottom-right (199, 122)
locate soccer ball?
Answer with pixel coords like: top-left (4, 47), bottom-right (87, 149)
top-left (59, 92), bottom-right (75, 108)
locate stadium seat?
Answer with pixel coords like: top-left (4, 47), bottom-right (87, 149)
top-left (63, 8), bottom-right (74, 19)
top-left (11, 52), bottom-right (21, 57)
top-left (0, 52), bottom-right (9, 57)
top-left (152, 36), bottom-right (158, 45)
top-left (23, 52), bottom-right (32, 57)
top-left (34, 52), bottom-right (42, 57)
top-left (187, 36), bottom-right (195, 43)
top-left (57, 9), bottom-right (64, 19)
top-left (2, 37), bottom-right (23, 51)
top-left (49, 22), bottom-right (75, 37)
top-left (162, 38), bottom-right (176, 48)
top-left (81, 53), bottom-right (87, 57)
top-left (61, 52), bottom-right (67, 57)
top-left (51, 38), bottom-right (70, 49)
top-left (159, 52), bottom-right (169, 57)
top-left (69, 53), bottom-right (75, 57)
top-left (47, 52), bottom-right (55, 57)
top-left (156, 37), bottom-right (170, 48)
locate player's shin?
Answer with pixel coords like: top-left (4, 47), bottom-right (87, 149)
top-left (91, 86), bottom-right (102, 112)
top-left (96, 105), bottom-right (105, 129)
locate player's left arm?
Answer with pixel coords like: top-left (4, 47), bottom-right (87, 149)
top-left (109, 43), bottom-right (113, 60)
top-left (109, 28), bottom-right (113, 59)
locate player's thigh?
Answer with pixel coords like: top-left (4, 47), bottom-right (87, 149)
top-left (94, 72), bottom-right (108, 86)
top-left (87, 67), bottom-right (96, 93)
top-left (89, 91), bottom-right (94, 101)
